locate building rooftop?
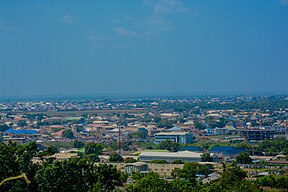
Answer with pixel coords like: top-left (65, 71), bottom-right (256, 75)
top-left (167, 127), bottom-right (182, 131)
top-left (5, 128), bottom-right (39, 135)
top-left (179, 146), bottom-right (203, 152)
top-left (140, 151), bottom-right (203, 158)
top-left (209, 146), bottom-right (245, 155)
top-left (155, 132), bottom-right (191, 136)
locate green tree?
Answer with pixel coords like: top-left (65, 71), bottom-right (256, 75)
top-left (159, 140), bottom-right (180, 152)
top-left (256, 175), bottom-right (276, 188)
top-left (124, 157), bottom-right (137, 163)
top-left (109, 153), bottom-right (124, 162)
top-left (234, 142), bottom-right (252, 150)
top-left (151, 160), bottom-right (168, 164)
top-left (38, 146), bottom-right (59, 158)
top-left (0, 142), bottom-right (39, 191)
top-left (219, 163), bottom-right (247, 186)
top-left (194, 121), bottom-right (206, 130)
top-left (256, 137), bottom-right (288, 155)
top-left (73, 140), bottom-right (85, 148)
top-left (170, 179), bottom-right (195, 192)
top-left (35, 158), bottom-right (126, 192)
top-left (62, 129), bottom-right (75, 139)
top-left (172, 162), bottom-right (213, 183)
top-left (84, 154), bottom-right (100, 162)
top-left (17, 120), bottom-right (27, 127)
top-left (128, 132), bottom-right (140, 139)
top-left (235, 152), bottom-right (252, 164)
top-left (157, 119), bottom-right (173, 128)
top-left (172, 163), bottom-right (197, 184)
top-left (256, 175), bottom-right (288, 190)
top-left (138, 129), bottom-right (148, 139)
top-left (0, 124), bottom-right (10, 132)
top-left (172, 159), bottom-right (184, 164)
top-left (201, 153), bottom-right (213, 162)
top-left (127, 172), bottom-right (171, 192)
top-left (85, 143), bottom-right (103, 155)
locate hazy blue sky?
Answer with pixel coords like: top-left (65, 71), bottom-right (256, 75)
top-left (1, 0), bottom-right (288, 97)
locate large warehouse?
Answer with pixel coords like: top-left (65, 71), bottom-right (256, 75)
top-left (154, 132), bottom-right (194, 144)
top-left (139, 151), bottom-right (217, 163)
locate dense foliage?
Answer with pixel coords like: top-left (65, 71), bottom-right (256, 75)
top-left (1, 142), bottom-right (286, 192)
top-left (0, 142), bottom-right (126, 192)
top-left (128, 163), bottom-right (260, 192)
top-left (0, 124), bottom-right (10, 132)
top-left (256, 137), bottom-right (288, 155)
top-left (256, 175), bottom-right (288, 190)
top-left (159, 139), bottom-right (180, 152)
top-left (109, 153), bottom-right (124, 162)
top-left (62, 129), bottom-right (75, 139)
top-left (201, 153), bottom-right (213, 162)
top-left (235, 152), bottom-right (253, 164)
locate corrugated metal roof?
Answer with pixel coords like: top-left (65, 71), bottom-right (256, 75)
top-left (5, 128), bottom-right (39, 135)
top-left (209, 146), bottom-right (245, 155)
top-left (140, 151), bottom-right (204, 158)
top-left (155, 132), bottom-right (191, 136)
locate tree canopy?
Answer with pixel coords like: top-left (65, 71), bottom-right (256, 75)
top-left (109, 153), bottom-right (124, 163)
top-left (0, 124), bottom-right (10, 132)
top-left (201, 153), bottom-right (213, 162)
top-left (0, 142), bottom-right (126, 192)
top-left (159, 140), bottom-right (180, 152)
top-left (235, 152), bottom-right (252, 164)
top-left (62, 129), bottom-right (75, 139)
top-left (17, 120), bottom-right (27, 127)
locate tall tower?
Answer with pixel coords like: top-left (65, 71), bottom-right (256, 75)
top-left (118, 122), bottom-right (122, 155)
top-left (285, 120), bottom-right (288, 140)
top-left (260, 111), bottom-right (263, 129)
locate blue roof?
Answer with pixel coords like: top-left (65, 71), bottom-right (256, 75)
top-left (209, 146), bottom-right (245, 155)
top-left (5, 128), bottom-right (39, 135)
top-left (179, 146), bottom-right (203, 152)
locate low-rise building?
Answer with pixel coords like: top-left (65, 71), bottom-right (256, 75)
top-left (3, 128), bottom-right (40, 143)
top-left (239, 129), bottom-right (277, 140)
top-left (209, 146), bottom-right (245, 160)
top-left (213, 127), bottom-right (229, 135)
top-left (154, 132), bottom-right (193, 144)
top-left (139, 151), bottom-right (216, 163)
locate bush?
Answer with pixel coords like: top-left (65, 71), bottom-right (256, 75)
top-left (151, 160), bottom-right (168, 164)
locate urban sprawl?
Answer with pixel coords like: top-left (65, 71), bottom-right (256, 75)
top-left (0, 95), bottom-right (288, 191)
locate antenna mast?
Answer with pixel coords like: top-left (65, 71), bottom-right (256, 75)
top-left (260, 111), bottom-right (263, 129)
top-left (118, 122), bottom-right (122, 155)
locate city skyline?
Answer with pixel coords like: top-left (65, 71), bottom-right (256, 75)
top-left (1, 0), bottom-right (288, 97)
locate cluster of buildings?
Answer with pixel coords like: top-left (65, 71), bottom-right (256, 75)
top-left (0, 96), bottom-right (287, 144)
top-left (0, 95), bottom-right (287, 185)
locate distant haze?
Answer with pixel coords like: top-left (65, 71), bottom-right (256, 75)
top-left (1, 0), bottom-right (288, 97)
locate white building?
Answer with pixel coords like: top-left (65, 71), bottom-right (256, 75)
top-left (139, 151), bottom-right (217, 163)
top-left (154, 132), bottom-right (193, 144)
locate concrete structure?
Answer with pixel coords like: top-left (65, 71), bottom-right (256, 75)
top-left (96, 162), bottom-right (184, 177)
top-left (147, 163), bottom-right (184, 177)
top-left (239, 129), bottom-right (277, 140)
top-left (154, 132), bottom-right (193, 144)
top-left (139, 151), bottom-right (214, 162)
top-left (213, 127), bottom-right (229, 135)
top-left (123, 162), bottom-right (148, 176)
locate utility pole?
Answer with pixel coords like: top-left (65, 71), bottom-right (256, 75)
top-left (260, 111), bottom-right (263, 129)
top-left (118, 121), bottom-right (122, 155)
